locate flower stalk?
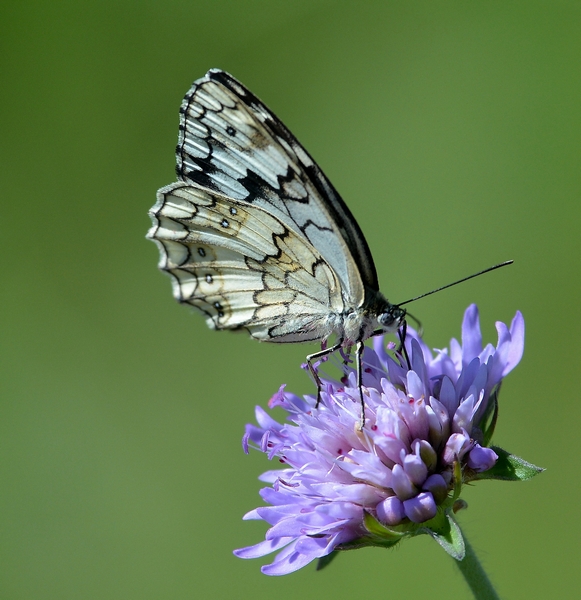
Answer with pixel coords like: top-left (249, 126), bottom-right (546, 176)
top-left (456, 536), bottom-right (501, 600)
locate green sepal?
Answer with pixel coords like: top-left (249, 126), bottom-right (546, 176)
top-left (421, 512), bottom-right (465, 560)
top-left (473, 446), bottom-right (544, 481)
top-left (363, 511), bottom-right (406, 539)
top-left (334, 511), bottom-right (407, 552)
top-left (359, 511), bottom-right (407, 548)
top-left (452, 460), bottom-right (463, 501)
top-left (479, 384), bottom-right (500, 447)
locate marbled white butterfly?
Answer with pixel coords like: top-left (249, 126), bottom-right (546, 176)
top-left (147, 69), bottom-right (410, 424)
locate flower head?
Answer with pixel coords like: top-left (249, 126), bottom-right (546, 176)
top-left (235, 305), bottom-right (525, 575)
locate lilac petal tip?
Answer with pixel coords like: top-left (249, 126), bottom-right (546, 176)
top-left (403, 492), bottom-right (437, 523)
top-left (462, 304), bottom-right (482, 362)
top-left (422, 474), bottom-right (448, 503)
top-left (467, 445), bottom-right (498, 472)
top-left (503, 311), bottom-right (525, 376)
top-left (377, 496), bottom-right (405, 525)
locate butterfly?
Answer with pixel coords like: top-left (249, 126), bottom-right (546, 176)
top-left (147, 69), bottom-right (406, 425)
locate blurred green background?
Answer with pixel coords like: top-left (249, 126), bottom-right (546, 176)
top-left (1, 1), bottom-right (579, 598)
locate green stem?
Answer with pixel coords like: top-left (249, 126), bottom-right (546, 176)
top-left (455, 535), bottom-right (500, 600)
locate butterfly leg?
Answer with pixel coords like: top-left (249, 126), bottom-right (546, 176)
top-left (355, 341), bottom-right (366, 430)
top-left (306, 340), bottom-right (343, 408)
top-left (370, 326), bottom-right (411, 371)
top-left (397, 321), bottom-right (412, 370)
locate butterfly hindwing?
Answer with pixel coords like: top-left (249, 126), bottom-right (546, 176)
top-left (176, 69), bottom-right (379, 301)
top-left (148, 182), bottom-right (345, 342)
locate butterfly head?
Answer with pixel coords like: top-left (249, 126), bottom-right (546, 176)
top-left (377, 303), bottom-right (407, 334)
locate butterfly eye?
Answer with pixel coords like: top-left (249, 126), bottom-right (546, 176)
top-left (378, 306), bottom-right (406, 331)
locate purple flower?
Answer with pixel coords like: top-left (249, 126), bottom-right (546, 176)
top-left (234, 305), bottom-right (525, 575)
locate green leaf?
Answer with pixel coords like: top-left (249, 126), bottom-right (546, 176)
top-left (423, 513), bottom-right (465, 560)
top-left (474, 446), bottom-right (544, 481)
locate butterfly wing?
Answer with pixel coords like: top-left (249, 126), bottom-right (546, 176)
top-left (175, 69), bottom-right (379, 304)
top-left (148, 182), bottom-right (345, 343)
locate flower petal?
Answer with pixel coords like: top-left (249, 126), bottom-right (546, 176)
top-left (461, 304), bottom-right (482, 362)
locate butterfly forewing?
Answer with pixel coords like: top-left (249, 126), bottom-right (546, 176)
top-left (176, 69), bottom-right (379, 299)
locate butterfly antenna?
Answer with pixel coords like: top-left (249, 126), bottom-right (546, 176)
top-left (397, 261), bottom-right (513, 307)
